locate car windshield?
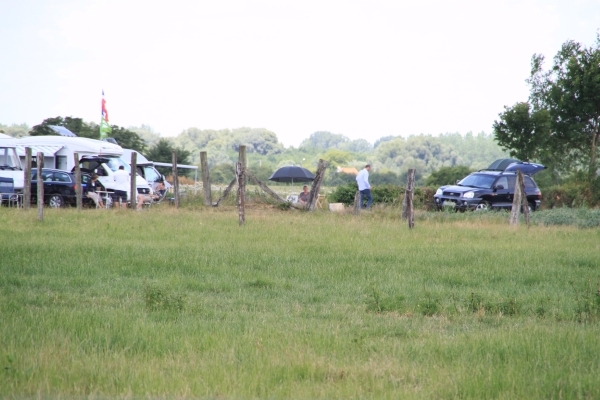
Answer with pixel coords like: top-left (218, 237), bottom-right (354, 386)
top-left (104, 157), bottom-right (131, 173)
top-left (458, 174), bottom-right (497, 189)
top-left (0, 147), bottom-right (23, 170)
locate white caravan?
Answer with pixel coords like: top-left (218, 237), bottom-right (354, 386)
top-left (17, 136), bottom-right (151, 200)
top-left (0, 133), bottom-right (24, 191)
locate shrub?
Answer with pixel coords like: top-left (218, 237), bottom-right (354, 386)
top-left (425, 165), bottom-right (473, 187)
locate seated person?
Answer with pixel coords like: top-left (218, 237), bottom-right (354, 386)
top-left (136, 181), bottom-right (166, 209)
top-left (153, 180), bottom-right (166, 201)
top-left (86, 174), bottom-right (104, 208)
top-left (293, 185), bottom-right (310, 208)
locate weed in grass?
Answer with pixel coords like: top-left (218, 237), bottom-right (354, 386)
top-left (571, 279), bottom-right (600, 323)
top-left (276, 202), bottom-right (292, 211)
top-left (418, 292), bottom-right (440, 316)
top-left (247, 278), bottom-right (274, 289)
top-left (143, 283), bottom-right (185, 312)
top-left (365, 282), bottom-right (405, 313)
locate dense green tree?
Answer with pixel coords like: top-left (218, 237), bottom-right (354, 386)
top-left (425, 165), bottom-right (473, 187)
top-left (339, 138), bottom-right (373, 153)
top-left (30, 116), bottom-right (96, 138)
top-left (527, 35), bottom-right (600, 181)
top-left (371, 170), bottom-right (402, 185)
top-left (30, 117), bottom-right (68, 136)
top-left (145, 138), bottom-right (192, 176)
top-left (232, 127), bottom-right (284, 156)
top-left (321, 149), bottom-right (353, 166)
top-left (107, 126), bottom-right (147, 153)
top-left (210, 163), bottom-right (236, 184)
top-left (299, 131), bottom-right (349, 150)
top-left (373, 135), bottom-right (397, 148)
top-left (0, 123), bottom-right (29, 137)
top-left (129, 125), bottom-right (161, 147)
top-left (493, 102), bottom-right (551, 162)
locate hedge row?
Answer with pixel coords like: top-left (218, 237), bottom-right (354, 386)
top-left (327, 182), bottom-right (600, 210)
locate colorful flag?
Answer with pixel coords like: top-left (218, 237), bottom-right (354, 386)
top-left (99, 90), bottom-right (112, 140)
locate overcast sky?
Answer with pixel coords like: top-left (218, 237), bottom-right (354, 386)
top-left (1, 0), bottom-right (598, 147)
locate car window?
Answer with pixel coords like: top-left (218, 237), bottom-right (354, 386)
top-left (54, 172), bottom-right (71, 182)
top-left (80, 159), bottom-right (103, 172)
top-left (458, 174), bottom-right (497, 189)
top-left (31, 170), bottom-right (37, 180)
top-left (507, 176), bottom-right (516, 190)
top-left (524, 176), bottom-right (537, 189)
top-left (495, 177), bottom-right (508, 189)
top-left (144, 166), bottom-right (161, 182)
top-left (41, 171), bottom-right (54, 181)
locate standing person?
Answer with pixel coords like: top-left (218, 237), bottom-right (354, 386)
top-left (112, 165), bottom-right (129, 209)
top-left (356, 164), bottom-right (372, 210)
top-left (86, 174), bottom-right (104, 208)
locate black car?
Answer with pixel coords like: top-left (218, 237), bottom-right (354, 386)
top-left (433, 159), bottom-right (545, 212)
top-left (31, 168), bottom-right (94, 208)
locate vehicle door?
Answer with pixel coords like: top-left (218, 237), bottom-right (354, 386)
top-left (492, 176), bottom-right (512, 208)
top-left (143, 166), bottom-right (162, 191)
top-left (30, 170), bottom-right (38, 203)
top-left (79, 157), bottom-right (112, 191)
top-left (52, 171), bottom-right (75, 200)
top-left (31, 170), bottom-right (55, 203)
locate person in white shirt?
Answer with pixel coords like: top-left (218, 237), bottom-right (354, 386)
top-left (112, 165), bottom-right (130, 209)
top-left (356, 164), bottom-right (372, 210)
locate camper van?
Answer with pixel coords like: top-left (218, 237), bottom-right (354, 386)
top-left (17, 136), bottom-right (151, 200)
top-left (121, 149), bottom-right (172, 193)
top-left (0, 133), bottom-right (24, 192)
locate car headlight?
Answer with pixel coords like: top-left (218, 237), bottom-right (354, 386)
top-left (463, 191), bottom-right (475, 199)
top-left (435, 188), bottom-right (443, 195)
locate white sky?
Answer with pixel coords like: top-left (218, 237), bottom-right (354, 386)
top-left (1, 0), bottom-right (599, 147)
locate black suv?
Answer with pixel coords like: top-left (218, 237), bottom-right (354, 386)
top-left (433, 159), bottom-right (545, 211)
top-left (31, 168), bottom-right (94, 208)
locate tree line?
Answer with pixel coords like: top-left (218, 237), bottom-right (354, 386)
top-left (493, 34), bottom-right (600, 195)
top-left (1, 117), bottom-right (507, 185)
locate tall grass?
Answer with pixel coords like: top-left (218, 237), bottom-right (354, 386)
top-left (1, 206), bottom-right (599, 399)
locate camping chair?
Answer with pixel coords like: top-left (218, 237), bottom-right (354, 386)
top-left (0, 177), bottom-right (20, 207)
top-left (316, 194), bottom-right (326, 209)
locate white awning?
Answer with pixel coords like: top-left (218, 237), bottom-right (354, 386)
top-left (153, 162), bottom-right (198, 170)
top-left (16, 145), bottom-right (64, 157)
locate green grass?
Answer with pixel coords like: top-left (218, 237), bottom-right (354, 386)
top-left (1, 206), bottom-right (599, 399)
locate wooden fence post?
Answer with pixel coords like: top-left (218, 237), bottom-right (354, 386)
top-left (172, 151), bottom-right (179, 208)
top-left (353, 191), bottom-right (360, 215)
top-left (37, 152), bottom-right (44, 221)
top-left (236, 161), bottom-right (245, 225)
top-left (404, 169), bottom-right (415, 228)
top-left (23, 147), bottom-right (31, 210)
top-left (520, 170), bottom-right (530, 228)
top-left (73, 152), bottom-right (82, 210)
top-left (307, 159), bottom-right (328, 211)
top-left (200, 151), bottom-right (212, 206)
top-left (510, 169), bottom-right (529, 227)
top-left (129, 152), bottom-right (137, 210)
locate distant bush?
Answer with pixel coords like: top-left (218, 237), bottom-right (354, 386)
top-left (530, 208), bottom-right (600, 229)
top-left (328, 182), bottom-right (436, 208)
top-left (542, 179), bottom-right (600, 209)
top-left (425, 165), bottom-right (473, 187)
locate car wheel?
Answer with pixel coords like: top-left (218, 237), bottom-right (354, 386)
top-left (475, 201), bottom-right (490, 211)
top-left (47, 194), bottom-right (64, 208)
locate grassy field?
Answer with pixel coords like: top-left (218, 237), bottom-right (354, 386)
top-left (1, 205), bottom-right (599, 399)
